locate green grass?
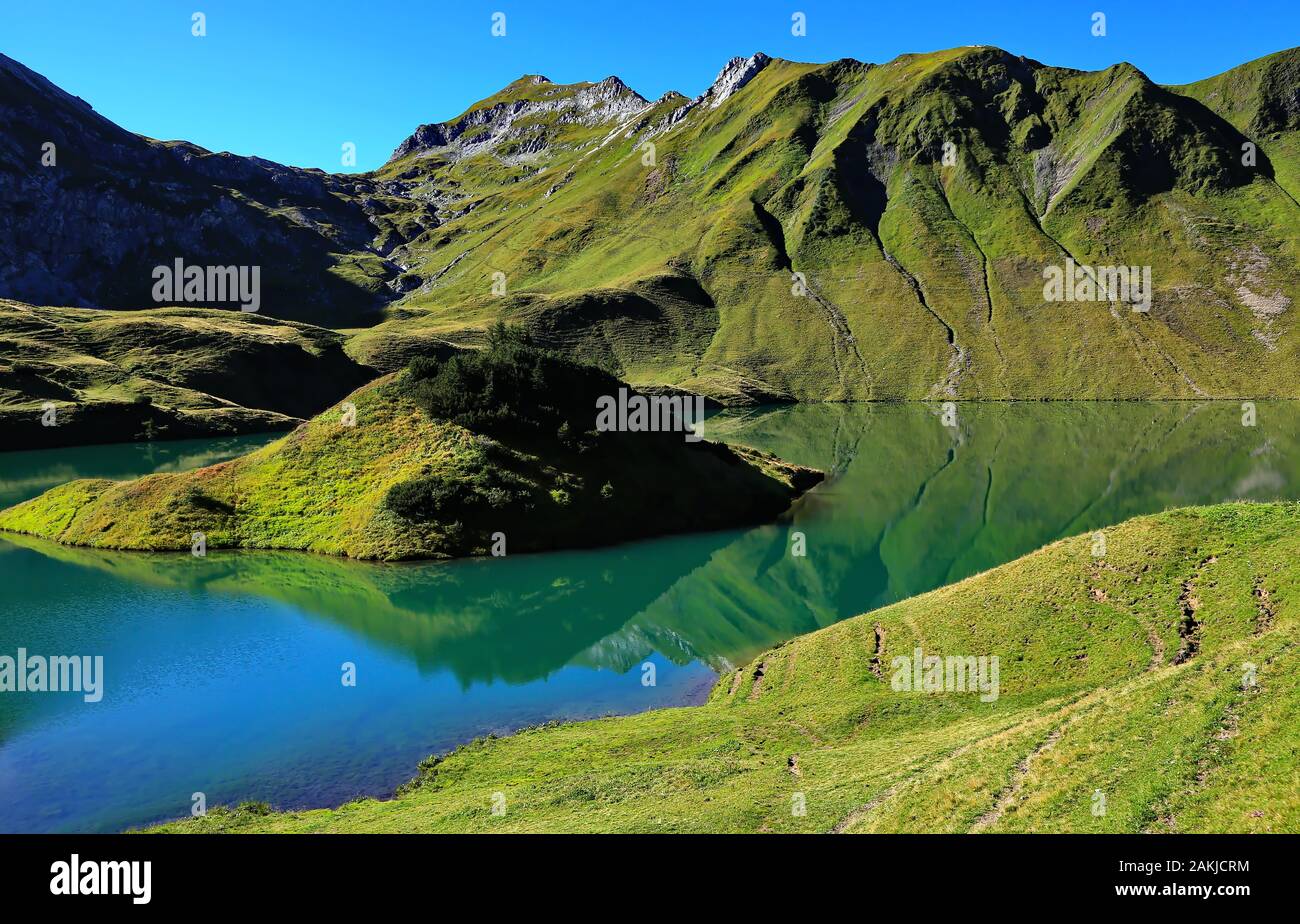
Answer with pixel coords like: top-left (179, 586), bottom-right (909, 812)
top-left (0, 300), bottom-right (374, 448)
top-left (1171, 47), bottom-right (1300, 204)
top-left (144, 500), bottom-right (1299, 832)
top-left (0, 341), bottom-right (820, 559)
top-left (5, 47), bottom-right (1299, 408)
top-left (348, 46), bottom-right (1300, 403)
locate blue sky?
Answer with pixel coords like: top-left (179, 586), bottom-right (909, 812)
top-left (1, 1), bottom-right (1296, 172)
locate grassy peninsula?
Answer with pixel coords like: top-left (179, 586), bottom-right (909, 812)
top-left (0, 328), bottom-right (820, 559)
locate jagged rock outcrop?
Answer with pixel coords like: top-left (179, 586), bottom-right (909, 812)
top-left (389, 75), bottom-right (650, 163)
top-left (657, 52), bottom-right (771, 131)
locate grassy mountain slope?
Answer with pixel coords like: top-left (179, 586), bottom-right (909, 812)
top-left (1172, 47), bottom-right (1300, 204)
top-left (1, 47), bottom-right (1297, 404)
top-left (0, 336), bottom-right (820, 559)
top-left (350, 46), bottom-right (1300, 401)
top-left (0, 300), bottom-right (374, 448)
top-left (148, 501), bottom-right (1299, 833)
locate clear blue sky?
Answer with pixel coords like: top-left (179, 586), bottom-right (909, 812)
top-left (2, 1), bottom-right (1296, 172)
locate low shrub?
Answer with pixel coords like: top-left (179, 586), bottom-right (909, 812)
top-left (384, 469), bottom-right (533, 522)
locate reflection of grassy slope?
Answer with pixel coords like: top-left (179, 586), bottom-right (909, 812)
top-left (630, 402), bottom-right (1300, 669)
top-left (351, 47), bottom-right (1300, 402)
top-left (621, 406), bottom-right (947, 666)
top-left (0, 528), bottom-right (731, 688)
top-left (0, 360), bottom-right (818, 559)
top-left (0, 302), bottom-right (374, 449)
top-left (885, 403), bottom-right (1300, 595)
top-left (152, 501), bottom-right (1300, 833)
top-left (13, 402), bottom-right (1295, 692)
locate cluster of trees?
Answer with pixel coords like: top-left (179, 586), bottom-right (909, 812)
top-left (385, 324), bottom-right (613, 525)
top-left (400, 322), bottom-right (614, 442)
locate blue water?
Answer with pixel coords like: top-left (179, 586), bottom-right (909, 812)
top-left (3, 402), bottom-right (1299, 832)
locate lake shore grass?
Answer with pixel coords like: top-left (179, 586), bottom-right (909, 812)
top-left (145, 500), bottom-right (1299, 833)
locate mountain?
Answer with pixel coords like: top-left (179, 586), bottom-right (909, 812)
top-left (0, 53), bottom-right (422, 322)
top-left (1172, 47), bottom-right (1300, 202)
top-left (358, 46), bottom-right (1300, 401)
top-left (147, 500), bottom-right (1300, 832)
top-left (2, 46), bottom-right (1299, 406)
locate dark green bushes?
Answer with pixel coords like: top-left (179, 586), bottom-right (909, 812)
top-left (384, 470), bottom-right (532, 523)
top-left (400, 322), bottom-right (613, 442)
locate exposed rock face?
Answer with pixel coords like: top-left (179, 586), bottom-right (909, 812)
top-left (658, 52), bottom-right (772, 132)
top-left (701, 52), bottom-right (772, 109)
top-left (0, 53), bottom-right (409, 322)
top-left (388, 76), bottom-right (650, 163)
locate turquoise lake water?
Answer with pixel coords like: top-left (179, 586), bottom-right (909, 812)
top-left (2, 402), bottom-right (1298, 832)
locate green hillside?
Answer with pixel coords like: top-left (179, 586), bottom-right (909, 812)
top-left (0, 300), bottom-right (374, 448)
top-left (0, 333), bottom-right (820, 559)
top-left (347, 46), bottom-right (1300, 402)
top-left (1172, 47), bottom-right (1300, 204)
top-left (3, 46), bottom-right (1297, 409)
top-left (146, 501), bottom-right (1299, 833)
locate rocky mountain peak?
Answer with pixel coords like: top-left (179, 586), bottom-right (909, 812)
top-left (702, 52), bottom-right (772, 108)
top-left (0, 51), bottom-right (139, 150)
top-left (576, 75), bottom-right (648, 110)
top-left (388, 73), bottom-right (649, 164)
top-left (653, 52), bottom-right (772, 133)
